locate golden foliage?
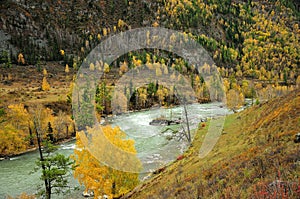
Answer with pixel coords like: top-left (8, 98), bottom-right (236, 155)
top-left (103, 28), bottom-right (107, 37)
top-left (97, 33), bottom-right (101, 41)
top-left (154, 63), bottom-right (162, 77)
top-left (119, 61), bottom-right (128, 74)
top-left (7, 192), bottom-right (36, 199)
top-left (241, 4), bottom-right (299, 75)
top-left (0, 104), bottom-right (71, 156)
top-left (0, 104), bottom-right (30, 154)
top-left (226, 89), bottom-right (244, 111)
top-left (0, 123), bottom-right (27, 155)
top-left (73, 126), bottom-right (140, 198)
top-left (43, 68), bottom-right (47, 76)
top-left (296, 75), bottom-right (300, 88)
top-left (156, 86), bottom-right (168, 105)
top-left (104, 63), bottom-right (110, 73)
top-left (42, 76), bottom-right (50, 91)
top-left (17, 53), bottom-right (25, 65)
top-left (89, 63), bottom-right (95, 71)
top-left (137, 87), bottom-right (147, 107)
top-left (59, 49), bottom-right (65, 56)
top-left (132, 56), bottom-right (142, 67)
top-left (152, 21), bottom-right (159, 27)
top-left (118, 19), bottom-right (126, 28)
top-left (162, 64), bottom-right (168, 75)
top-left (65, 64), bottom-right (69, 73)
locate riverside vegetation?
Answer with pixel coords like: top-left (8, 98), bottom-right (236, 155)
top-left (0, 0), bottom-right (299, 198)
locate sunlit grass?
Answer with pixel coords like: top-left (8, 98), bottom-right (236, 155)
top-left (124, 90), bottom-right (300, 199)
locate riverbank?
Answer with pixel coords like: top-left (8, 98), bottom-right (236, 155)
top-left (0, 139), bottom-right (80, 199)
top-left (0, 101), bottom-right (232, 198)
top-left (0, 136), bottom-right (76, 160)
top-left (1, 100), bottom-right (228, 160)
top-left (0, 103), bottom-right (200, 159)
top-left (121, 90), bottom-right (300, 198)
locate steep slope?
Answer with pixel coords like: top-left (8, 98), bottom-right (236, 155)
top-left (1, 0), bottom-right (298, 71)
top-left (122, 89), bottom-right (300, 198)
top-left (0, 0), bottom-right (155, 63)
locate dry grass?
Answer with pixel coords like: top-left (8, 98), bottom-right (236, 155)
top-left (0, 63), bottom-right (74, 107)
top-left (123, 90), bottom-right (300, 199)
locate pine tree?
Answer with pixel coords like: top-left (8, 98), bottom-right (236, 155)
top-left (29, 105), bottom-right (74, 199)
top-left (34, 136), bottom-right (75, 199)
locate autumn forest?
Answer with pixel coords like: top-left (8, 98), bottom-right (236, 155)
top-left (0, 0), bottom-right (299, 198)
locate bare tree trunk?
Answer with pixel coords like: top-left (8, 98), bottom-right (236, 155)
top-left (28, 123), bottom-right (34, 146)
top-left (66, 124), bottom-right (69, 138)
top-left (31, 104), bottom-right (51, 199)
top-left (34, 122), bottom-right (51, 199)
top-left (72, 122), bottom-right (76, 137)
top-left (183, 100), bottom-right (191, 143)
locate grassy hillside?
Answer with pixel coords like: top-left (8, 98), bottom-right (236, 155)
top-left (122, 89), bottom-right (300, 198)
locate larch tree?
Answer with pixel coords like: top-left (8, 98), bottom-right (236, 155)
top-left (296, 75), bottom-right (300, 88)
top-left (42, 76), bottom-right (51, 91)
top-left (17, 53), bottom-right (25, 65)
top-left (60, 50), bottom-right (65, 56)
top-left (89, 63), bottom-right (95, 71)
top-left (163, 64), bottom-right (168, 75)
top-left (65, 64), bottom-right (69, 73)
top-left (226, 89), bottom-right (245, 112)
top-left (95, 82), bottom-right (111, 115)
top-left (7, 103), bottom-right (30, 133)
top-left (34, 141), bottom-right (75, 199)
top-left (138, 87), bottom-right (147, 108)
top-left (119, 61), bottom-right (128, 74)
top-left (73, 126), bottom-right (140, 199)
top-left (157, 86), bottom-right (166, 106)
top-left (103, 28), bottom-right (107, 37)
top-left (0, 104), bottom-right (32, 155)
top-left (43, 68), bottom-right (48, 76)
top-left (155, 63), bottom-right (162, 77)
top-left (54, 110), bottom-right (70, 141)
top-left (104, 63), bottom-right (110, 73)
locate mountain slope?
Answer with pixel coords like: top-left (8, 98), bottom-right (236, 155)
top-left (122, 89), bottom-right (300, 198)
top-left (0, 0), bottom-right (155, 63)
top-left (1, 0), bottom-right (299, 72)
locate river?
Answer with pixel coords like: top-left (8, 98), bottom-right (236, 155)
top-left (0, 102), bottom-right (231, 198)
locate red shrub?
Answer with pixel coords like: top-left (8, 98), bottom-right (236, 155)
top-left (177, 155), bottom-right (185, 161)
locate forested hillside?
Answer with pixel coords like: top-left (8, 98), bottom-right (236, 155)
top-left (0, 0), bottom-right (299, 157)
top-left (1, 0), bottom-right (299, 108)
